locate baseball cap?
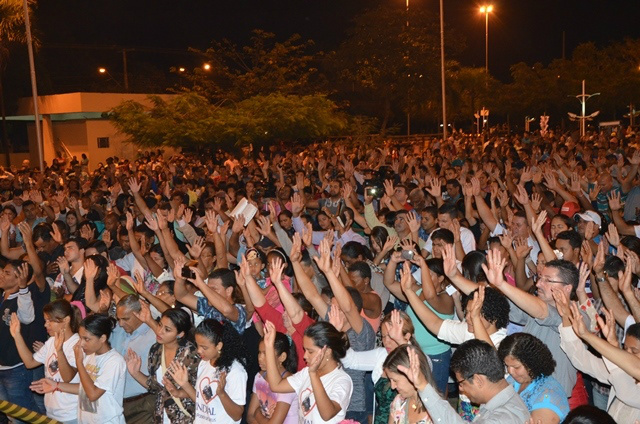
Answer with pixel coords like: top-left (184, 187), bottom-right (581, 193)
top-left (560, 202), bottom-right (580, 218)
top-left (574, 210), bottom-right (602, 228)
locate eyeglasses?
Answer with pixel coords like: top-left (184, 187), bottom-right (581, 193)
top-left (536, 275), bottom-right (565, 284)
top-left (455, 374), bottom-right (473, 385)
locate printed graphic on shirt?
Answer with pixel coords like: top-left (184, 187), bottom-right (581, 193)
top-left (255, 378), bottom-right (277, 418)
top-left (2, 309), bottom-right (11, 326)
top-left (47, 352), bottom-right (59, 376)
top-left (196, 371), bottom-right (221, 422)
top-left (199, 375), bottom-right (219, 403)
top-left (79, 362), bottom-right (100, 414)
top-left (299, 387), bottom-right (316, 418)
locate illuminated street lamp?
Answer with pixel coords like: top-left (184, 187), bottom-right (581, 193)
top-left (203, 63), bottom-right (212, 71)
top-left (97, 67), bottom-right (124, 90)
top-left (479, 5), bottom-right (493, 74)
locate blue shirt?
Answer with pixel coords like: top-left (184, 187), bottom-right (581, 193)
top-left (110, 323), bottom-right (157, 398)
top-left (196, 297), bottom-right (247, 334)
top-left (508, 375), bottom-right (569, 421)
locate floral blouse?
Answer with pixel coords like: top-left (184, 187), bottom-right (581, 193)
top-left (147, 341), bottom-right (200, 423)
top-left (389, 393), bottom-right (433, 424)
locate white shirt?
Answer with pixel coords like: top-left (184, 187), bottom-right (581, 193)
top-left (437, 320), bottom-right (508, 347)
top-left (78, 349), bottom-right (126, 424)
top-left (33, 334), bottom-right (80, 422)
top-left (342, 347), bottom-right (387, 384)
top-left (287, 366), bottom-right (353, 424)
top-left (195, 360), bottom-right (247, 424)
top-left (425, 226), bottom-right (476, 255)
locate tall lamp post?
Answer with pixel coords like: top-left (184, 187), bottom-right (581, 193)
top-left (479, 5), bottom-right (493, 75)
top-left (439, 0), bottom-right (447, 142)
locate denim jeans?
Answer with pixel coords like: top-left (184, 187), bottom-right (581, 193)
top-left (31, 366), bottom-right (45, 415)
top-left (428, 349), bottom-right (452, 395)
top-left (346, 409), bottom-right (370, 424)
top-left (0, 365), bottom-right (38, 424)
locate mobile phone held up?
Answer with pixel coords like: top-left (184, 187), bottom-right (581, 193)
top-left (365, 186), bottom-right (383, 199)
top-left (401, 249), bottom-right (415, 261)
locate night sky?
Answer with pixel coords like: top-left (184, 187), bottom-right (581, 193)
top-left (25, 0), bottom-right (640, 91)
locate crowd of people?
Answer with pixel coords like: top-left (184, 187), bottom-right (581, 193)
top-left (0, 129), bottom-right (638, 424)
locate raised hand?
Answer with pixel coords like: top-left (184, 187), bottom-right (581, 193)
top-left (441, 244), bottom-right (459, 279)
top-left (125, 211), bottom-right (134, 231)
top-left (328, 300), bottom-right (345, 331)
top-left (289, 233), bottom-right (302, 263)
top-left (399, 261), bottom-right (413, 292)
top-left (467, 285), bottom-right (485, 321)
top-left (588, 183), bottom-right (601, 202)
top-left (56, 256), bottom-right (70, 275)
top-left (50, 223), bottom-right (63, 244)
top-left (183, 207), bottom-right (193, 224)
top-left (605, 223), bottom-right (620, 248)
top-left (577, 262), bottom-right (590, 296)
top-left (308, 346), bottom-right (327, 374)
top-left (125, 348), bottom-right (142, 375)
top-left (256, 215), bottom-right (273, 237)
top-left (426, 178), bottom-right (442, 199)
top-left (481, 248), bottom-right (507, 289)
top-left (8, 312), bottom-right (20, 338)
top-left (396, 346), bottom-right (427, 390)
top-left (84, 258), bottom-right (98, 282)
top-left (568, 301), bottom-right (588, 339)
top-left (144, 213), bottom-right (159, 232)
top-left (596, 307), bottom-right (619, 347)
top-left (513, 185), bottom-right (530, 206)
top-left (385, 309), bottom-right (406, 344)
top-left (269, 256), bottom-right (286, 285)
top-left (216, 371), bottom-right (227, 396)
top-left (168, 361), bottom-right (190, 387)
top-left (313, 239), bottom-right (333, 273)
top-left (593, 240), bottom-right (606, 275)
top-left (186, 236), bottom-right (205, 259)
top-left (128, 177), bottom-right (141, 194)
top-left (133, 300), bottom-right (152, 325)
top-left (290, 193), bottom-right (303, 217)
top-left (301, 222), bottom-right (313, 247)
top-left (133, 270), bottom-right (147, 295)
top-left (73, 340), bottom-right (84, 362)
top-left (263, 320), bottom-right (277, 347)
top-left (15, 263), bottom-right (30, 288)
top-left (530, 210), bottom-right (547, 236)
top-left (551, 287), bottom-right (571, 320)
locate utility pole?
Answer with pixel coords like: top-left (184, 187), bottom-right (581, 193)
top-left (23, 0), bottom-right (43, 171)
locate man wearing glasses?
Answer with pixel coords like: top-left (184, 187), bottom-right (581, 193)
top-left (483, 252), bottom-right (588, 407)
top-left (409, 340), bottom-right (530, 423)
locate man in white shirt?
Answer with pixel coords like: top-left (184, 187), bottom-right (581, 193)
top-left (425, 203), bottom-right (476, 257)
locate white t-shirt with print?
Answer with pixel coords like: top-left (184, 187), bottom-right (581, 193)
top-left (33, 333), bottom-right (80, 422)
top-left (287, 366), bottom-right (353, 424)
top-left (78, 349), bottom-right (126, 424)
top-left (195, 360), bottom-right (248, 424)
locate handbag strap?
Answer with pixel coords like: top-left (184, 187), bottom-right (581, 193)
top-left (161, 345), bottom-right (192, 418)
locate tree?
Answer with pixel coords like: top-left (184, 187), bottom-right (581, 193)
top-left (0, 0), bottom-right (38, 166)
top-left (109, 92), bottom-right (347, 148)
top-left (330, 4), bottom-right (464, 132)
top-left (175, 30), bottom-right (325, 103)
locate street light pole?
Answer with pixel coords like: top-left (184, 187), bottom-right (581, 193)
top-left (479, 5), bottom-right (493, 75)
top-left (406, 0), bottom-right (410, 137)
top-left (23, 0), bottom-right (43, 171)
top-left (439, 0), bottom-right (447, 142)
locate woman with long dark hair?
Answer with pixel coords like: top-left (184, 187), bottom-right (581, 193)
top-left (125, 308), bottom-right (199, 423)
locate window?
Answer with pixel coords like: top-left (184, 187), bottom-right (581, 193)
top-left (97, 137), bottom-right (109, 148)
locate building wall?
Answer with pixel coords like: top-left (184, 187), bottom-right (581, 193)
top-left (17, 92), bottom-right (178, 171)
